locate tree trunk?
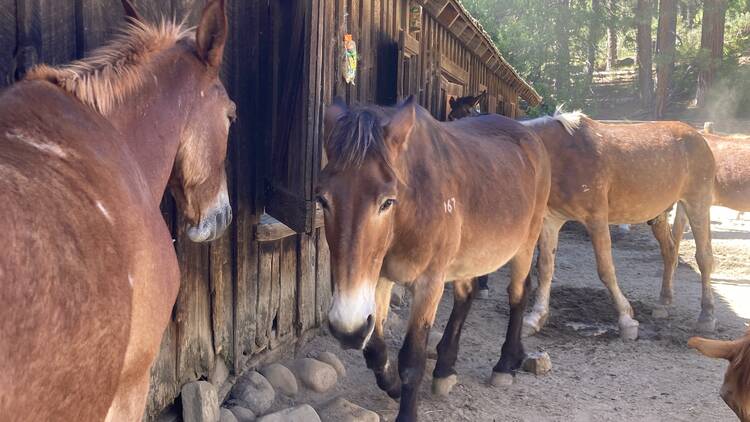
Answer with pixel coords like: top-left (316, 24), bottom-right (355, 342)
top-left (695, 0), bottom-right (727, 108)
top-left (587, 0), bottom-right (603, 85)
top-left (555, 0), bottom-right (571, 97)
top-left (654, 0), bottom-right (677, 118)
top-left (606, 0), bottom-right (618, 70)
top-left (636, 0), bottom-right (654, 106)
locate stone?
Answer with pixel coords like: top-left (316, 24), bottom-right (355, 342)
top-left (315, 352), bottom-right (346, 378)
top-left (210, 358), bottom-right (230, 387)
top-left (256, 405), bottom-right (321, 422)
top-left (228, 406), bottom-right (256, 422)
top-left (292, 358), bottom-right (338, 393)
top-left (317, 397), bottom-right (379, 422)
top-left (522, 351), bottom-right (552, 375)
top-left (390, 284), bottom-right (406, 307)
top-left (426, 330), bottom-right (443, 360)
top-left (220, 408), bottom-right (239, 422)
top-left (259, 363), bottom-right (299, 397)
top-left (182, 381), bottom-right (220, 422)
top-left (230, 371), bottom-right (275, 415)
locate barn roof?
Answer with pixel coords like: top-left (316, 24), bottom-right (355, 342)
top-left (418, 0), bottom-right (542, 106)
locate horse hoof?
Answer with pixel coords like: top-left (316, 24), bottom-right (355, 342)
top-left (490, 372), bottom-right (514, 387)
top-left (652, 305), bottom-right (669, 319)
top-left (618, 316), bottom-right (639, 341)
top-left (477, 289), bottom-right (490, 300)
top-left (696, 317), bottom-right (717, 333)
top-left (431, 374), bottom-right (458, 397)
top-left (522, 313), bottom-right (546, 338)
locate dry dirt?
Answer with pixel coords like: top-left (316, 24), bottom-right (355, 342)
top-left (284, 206), bottom-right (749, 421)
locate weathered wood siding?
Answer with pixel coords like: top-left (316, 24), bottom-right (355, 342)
top-left (0, 0), bottom-right (537, 419)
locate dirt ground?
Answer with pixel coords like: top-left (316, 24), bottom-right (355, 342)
top-left (283, 206), bottom-right (749, 421)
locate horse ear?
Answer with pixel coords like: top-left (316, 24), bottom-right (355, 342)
top-left (688, 337), bottom-right (737, 361)
top-left (121, 0), bottom-right (143, 23)
top-left (385, 95), bottom-right (416, 155)
top-left (324, 97), bottom-right (348, 153)
top-left (196, 0), bottom-right (228, 69)
top-left (473, 91), bottom-right (486, 107)
top-left (449, 96), bottom-right (456, 108)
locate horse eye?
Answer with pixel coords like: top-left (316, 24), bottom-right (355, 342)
top-left (316, 195), bottom-right (330, 210)
top-left (379, 199), bottom-right (396, 213)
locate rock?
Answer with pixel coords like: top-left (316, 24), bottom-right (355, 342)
top-left (426, 330), bottom-right (443, 360)
top-left (390, 284), bottom-right (406, 307)
top-left (228, 406), bottom-right (256, 422)
top-left (220, 408), bottom-right (239, 422)
top-left (182, 381), bottom-right (220, 422)
top-left (210, 358), bottom-right (230, 387)
top-left (259, 363), bottom-right (298, 397)
top-left (256, 405), bottom-right (321, 422)
top-left (292, 358), bottom-right (338, 393)
top-left (522, 351), bottom-right (552, 375)
top-left (315, 352), bottom-right (346, 378)
top-left (230, 371), bottom-right (275, 415)
top-left (317, 397), bottom-right (379, 422)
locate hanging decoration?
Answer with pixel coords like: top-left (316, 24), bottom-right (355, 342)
top-left (342, 34), bottom-right (358, 85)
top-left (409, 1), bottom-right (422, 34)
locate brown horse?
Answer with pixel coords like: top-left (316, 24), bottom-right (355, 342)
top-left (318, 96), bottom-right (550, 421)
top-left (673, 133), bottom-right (750, 244)
top-left (520, 111), bottom-right (716, 340)
top-left (689, 329), bottom-right (750, 421)
top-left (0, 1), bottom-right (233, 420)
top-left (447, 90), bottom-right (487, 121)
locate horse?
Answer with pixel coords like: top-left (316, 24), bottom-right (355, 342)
top-left (689, 329), bottom-right (750, 421)
top-left (317, 96), bottom-right (551, 421)
top-left (447, 90), bottom-right (486, 121)
top-left (520, 110), bottom-right (716, 340)
top-left (0, 1), bottom-right (234, 420)
top-left (673, 133), bottom-right (750, 244)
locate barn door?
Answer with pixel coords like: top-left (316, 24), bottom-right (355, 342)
top-left (397, 30), bottom-right (420, 100)
top-left (265, 0), bottom-right (324, 234)
top-left (439, 75), bottom-right (464, 121)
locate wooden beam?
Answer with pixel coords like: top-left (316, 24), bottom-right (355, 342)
top-left (440, 54), bottom-right (469, 84)
top-left (255, 211), bottom-right (324, 243)
top-left (436, 2), bottom-right (459, 28)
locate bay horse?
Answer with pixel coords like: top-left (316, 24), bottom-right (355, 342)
top-left (447, 90), bottom-right (486, 121)
top-left (673, 132), bottom-right (750, 243)
top-left (689, 329), bottom-right (750, 421)
top-left (521, 111), bottom-right (716, 340)
top-left (0, 1), bottom-right (234, 420)
top-left (318, 96), bottom-right (551, 421)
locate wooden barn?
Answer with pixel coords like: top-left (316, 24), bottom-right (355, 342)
top-left (0, 0), bottom-right (540, 418)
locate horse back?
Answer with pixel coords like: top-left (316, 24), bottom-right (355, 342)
top-left (705, 134), bottom-right (750, 211)
top-left (0, 81), bottom-right (163, 420)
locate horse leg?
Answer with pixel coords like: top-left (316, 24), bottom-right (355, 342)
top-left (682, 200), bottom-right (716, 332)
top-left (104, 371), bottom-right (151, 422)
top-left (396, 276), bottom-right (444, 422)
top-left (586, 219), bottom-right (639, 340)
top-left (363, 278), bottom-right (401, 399)
top-left (650, 211), bottom-right (677, 319)
top-left (432, 278), bottom-right (477, 396)
top-left (671, 201), bottom-right (689, 260)
top-left (523, 215), bottom-right (565, 336)
top-left (491, 243), bottom-right (535, 387)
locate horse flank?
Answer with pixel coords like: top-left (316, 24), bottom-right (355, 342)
top-left (25, 19), bottom-right (192, 115)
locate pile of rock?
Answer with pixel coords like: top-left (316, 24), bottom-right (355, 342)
top-left (180, 351), bottom-right (375, 422)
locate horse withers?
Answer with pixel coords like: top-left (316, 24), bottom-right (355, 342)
top-left (317, 96), bottom-right (551, 421)
top-left (0, 1), bottom-right (234, 420)
top-left (521, 111), bottom-right (716, 340)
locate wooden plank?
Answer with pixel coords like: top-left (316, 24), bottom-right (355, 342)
top-left (256, 242), bottom-right (274, 351)
top-left (171, 0), bottom-right (202, 25)
top-left (78, 0), bottom-right (122, 55)
top-left (144, 320), bottom-right (178, 421)
top-left (174, 223), bottom-right (214, 385)
top-left (0, 0), bottom-right (15, 86)
top-left (297, 233), bottom-right (317, 333)
top-left (278, 236), bottom-right (297, 343)
top-left (268, 240), bottom-right (281, 349)
top-left (210, 230), bottom-right (234, 363)
top-left (440, 54), bottom-right (468, 83)
top-left (315, 228), bottom-right (332, 326)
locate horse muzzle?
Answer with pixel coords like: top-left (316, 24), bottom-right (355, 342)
top-left (328, 314), bottom-right (375, 350)
top-left (187, 202), bottom-right (232, 243)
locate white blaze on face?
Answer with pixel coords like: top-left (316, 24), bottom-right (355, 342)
top-left (328, 282), bottom-right (376, 334)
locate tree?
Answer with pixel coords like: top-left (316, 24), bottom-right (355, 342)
top-left (654, 0), bottom-right (677, 118)
top-left (555, 0), bottom-right (572, 97)
top-left (636, 0), bottom-right (654, 106)
top-left (587, 0), bottom-right (604, 85)
top-left (606, 0), bottom-right (619, 70)
top-left (695, 0), bottom-right (728, 108)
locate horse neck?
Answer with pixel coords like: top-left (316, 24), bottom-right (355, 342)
top-left (398, 120), bottom-right (456, 204)
top-left (106, 62), bottom-right (193, 206)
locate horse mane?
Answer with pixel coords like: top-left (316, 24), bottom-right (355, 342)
top-left (25, 19), bottom-right (192, 115)
top-left (327, 105), bottom-right (395, 170)
top-left (731, 333), bottom-right (750, 393)
top-left (551, 106), bottom-right (586, 135)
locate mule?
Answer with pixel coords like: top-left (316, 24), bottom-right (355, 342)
top-left (447, 90), bottom-right (486, 121)
top-left (318, 96), bottom-right (551, 421)
top-left (673, 133), bottom-right (750, 243)
top-left (0, 1), bottom-right (234, 420)
top-left (689, 330), bottom-right (750, 421)
top-left (520, 111), bottom-right (716, 340)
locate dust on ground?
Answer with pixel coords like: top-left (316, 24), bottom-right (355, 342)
top-left (287, 206), bottom-right (749, 421)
